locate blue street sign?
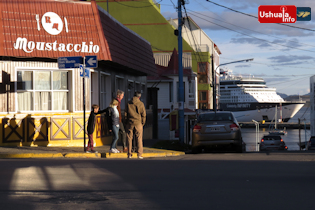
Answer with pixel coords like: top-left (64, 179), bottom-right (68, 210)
top-left (85, 68), bottom-right (90, 78)
top-left (85, 55), bottom-right (98, 68)
top-left (58, 56), bottom-right (83, 68)
top-left (79, 64), bottom-right (84, 77)
top-left (79, 64), bottom-right (90, 78)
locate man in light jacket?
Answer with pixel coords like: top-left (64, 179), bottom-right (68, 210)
top-left (126, 91), bottom-right (146, 159)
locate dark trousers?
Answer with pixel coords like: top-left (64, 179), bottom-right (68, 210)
top-left (87, 134), bottom-right (94, 151)
top-left (118, 122), bottom-right (127, 148)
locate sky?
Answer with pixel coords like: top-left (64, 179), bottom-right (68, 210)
top-left (159, 0), bottom-right (315, 96)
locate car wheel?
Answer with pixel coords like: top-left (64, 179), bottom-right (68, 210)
top-left (235, 145), bottom-right (243, 153)
top-left (235, 139), bottom-right (244, 153)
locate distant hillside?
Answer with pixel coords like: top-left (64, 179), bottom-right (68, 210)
top-left (284, 94), bottom-right (310, 107)
top-left (277, 93), bottom-right (288, 99)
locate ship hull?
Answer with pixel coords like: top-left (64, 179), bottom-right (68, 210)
top-left (219, 102), bottom-right (304, 122)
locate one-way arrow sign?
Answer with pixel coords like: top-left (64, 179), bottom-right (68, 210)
top-left (85, 55), bottom-right (98, 68)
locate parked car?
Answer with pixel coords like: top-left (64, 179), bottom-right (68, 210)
top-left (192, 111), bottom-right (243, 153)
top-left (259, 135), bottom-right (288, 151)
top-left (307, 136), bottom-right (315, 150)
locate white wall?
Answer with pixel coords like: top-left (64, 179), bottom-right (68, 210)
top-left (147, 82), bottom-right (170, 109)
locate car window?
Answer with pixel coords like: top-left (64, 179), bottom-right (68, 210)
top-left (198, 113), bottom-right (233, 122)
top-left (263, 136), bottom-right (281, 140)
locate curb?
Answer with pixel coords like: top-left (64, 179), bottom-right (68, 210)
top-left (64, 153), bottom-right (101, 158)
top-left (105, 150), bottom-right (185, 159)
top-left (0, 153), bottom-right (64, 158)
top-left (0, 149), bottom-right (185, 159)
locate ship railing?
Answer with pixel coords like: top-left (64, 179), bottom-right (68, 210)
top-left (283, 100), bottom-right (306, 103)
top-left (220, 76), bottom-right (264, 80)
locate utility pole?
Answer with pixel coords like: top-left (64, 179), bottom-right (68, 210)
top-left (299, 118), bottom-right (301, 150)
top-left (178, 0), bottom-right (184, 144)
top-left (211, 53), bottom-right (215, 111)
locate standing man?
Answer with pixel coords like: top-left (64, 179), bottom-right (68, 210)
top-left (116, 90), bottom-right (128, 152)
top-left (126, 91), bottom-right (146, 159)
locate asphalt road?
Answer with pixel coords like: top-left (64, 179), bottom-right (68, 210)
top-left (1, 152), bottom-right (315, 210)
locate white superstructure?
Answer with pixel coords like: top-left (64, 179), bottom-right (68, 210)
top-left (219, 70), bottom-right (305, 122)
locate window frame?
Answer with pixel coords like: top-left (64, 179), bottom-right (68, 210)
top-left (15, 67), bottom-right (72, 113)
top-left (198, 90), bottom-right (208, 109)
top-left (197, 62), bottom-right (208, 74)
top-left (100, 72), bottom-right (111, 110)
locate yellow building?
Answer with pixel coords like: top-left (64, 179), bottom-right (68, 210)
top-left (0, 0), bottom-right (156, 147)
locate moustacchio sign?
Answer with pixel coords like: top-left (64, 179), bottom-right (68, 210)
top-left (0, 1), bottom-right (104, 59)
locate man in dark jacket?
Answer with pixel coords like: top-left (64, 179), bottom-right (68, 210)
top-left (86, 104), bottom-right (106, 153)
top-left (126, 91), bottom-right (146, 159)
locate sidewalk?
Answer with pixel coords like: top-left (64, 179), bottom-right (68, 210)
top-left (0, 140), bottom-right (185, 159)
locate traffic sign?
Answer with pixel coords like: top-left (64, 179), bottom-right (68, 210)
top-left (85, 68), bottom-right (90, 78)
top-left (58, 56), bottom-right (83, 68)
top-left (85, 55), bottom-right (98, 68)
top-left (79, 64), bottom-right (90, 78)
top-left (79, 65), bottom-right (84, 77)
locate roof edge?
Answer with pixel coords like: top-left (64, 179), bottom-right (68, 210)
top-left (91, 0), bottom-right (111, 60)
top-left (97, 5), bottom-right (151, 46)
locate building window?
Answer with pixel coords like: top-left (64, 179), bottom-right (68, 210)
top-left (199, 103), bottom-right (208, 109)
top-left (198, 62), bottom-right (208, 74)
top-left (100, 73), bottom-right (110, 109)
top-left (127, 80), bottom-right (134, 101)
top-left (198, 62), bottom-right (209, 84)
top-left (198, 90), bottom-right (208, 109)
top-left (136, 82), bottom-right (141, 93)
top-left (189, 81), bottom-right (194, 94)
top-left (17, 70), bottom-right (69, 111)
top-left (198, 74), bottom-right (208, 84)
top-left (115, 76), bottom-right (124, 94)
top-left (169, 82), bottom-right (173, 102)
top-left (199, 91), bottom-right (207, 101)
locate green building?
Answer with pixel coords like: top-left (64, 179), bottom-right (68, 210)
top-left (97, 0), bottom-right (220, 109)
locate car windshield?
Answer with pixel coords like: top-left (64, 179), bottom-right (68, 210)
top-left (263, 136), bottom-right (281, 140)
top-left (198, 113), bottom-right (233, 122)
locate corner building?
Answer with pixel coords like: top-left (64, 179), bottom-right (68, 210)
top-left (0, 0), bottom-right (157, 147)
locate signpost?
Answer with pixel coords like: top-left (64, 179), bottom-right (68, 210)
top-left (85, 55), bottom-right (98, 68)
top-left (58, 56), bottom-right (97, 152)
top-left (57, 56), bottom-right (83, 68)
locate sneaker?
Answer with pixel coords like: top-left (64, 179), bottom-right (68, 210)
top-left (109, 149), bottom-right (117, 153)
top-left (138, 156), bottom-right (143, 159)
top-left (115, 148), bottom-right (121, 153)
top-left (91, 150), bottom-right (98, 153)
top-left (128, 154), bottom-right (132, 158)
top-left (85, 150), bottom-right (91, 153)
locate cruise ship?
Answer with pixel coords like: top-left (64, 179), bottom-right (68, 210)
top-left (219, 70), bottom-right (305, 122)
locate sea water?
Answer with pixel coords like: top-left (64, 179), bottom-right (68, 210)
top-left (242, 107), bottom-right (311, 151)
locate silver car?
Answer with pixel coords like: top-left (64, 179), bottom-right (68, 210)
top-left (259, 135), bottom-right (288, 151)
top-left (192, 111), bottom-right (243, 153)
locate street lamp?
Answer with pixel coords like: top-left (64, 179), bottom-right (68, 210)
top-left (213, 58), bottom-right (254, 112)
